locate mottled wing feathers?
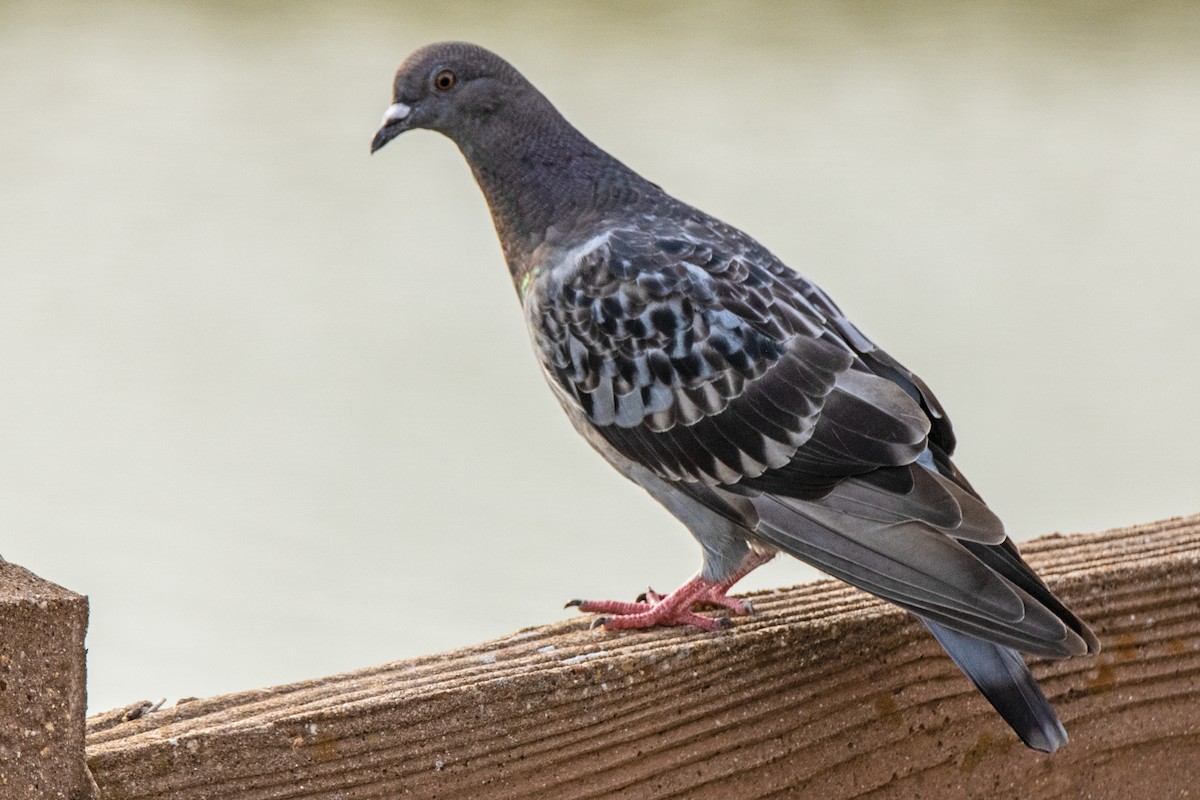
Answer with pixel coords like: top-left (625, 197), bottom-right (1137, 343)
top-left (535, 228), bottom-right (835, 482)
top-left (531, 223), bottom-right (941, 498)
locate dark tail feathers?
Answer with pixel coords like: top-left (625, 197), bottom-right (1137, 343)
top-left (923, 618), bottom-right (1068, 753)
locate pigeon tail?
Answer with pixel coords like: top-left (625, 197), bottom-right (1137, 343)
top-left (922, 618), bottom-right (1068, 753)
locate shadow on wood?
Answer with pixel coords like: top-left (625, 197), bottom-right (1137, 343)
top-left (84, 515), bottom-right (1200, 799)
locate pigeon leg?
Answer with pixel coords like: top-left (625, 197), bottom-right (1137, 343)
top-left (567, 550), bottom-right (775, 631)
top-left (696, 550), bottom-right (775, 615)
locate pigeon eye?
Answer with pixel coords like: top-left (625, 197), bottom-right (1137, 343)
top-left (433, 69), bottom-right (457, 92)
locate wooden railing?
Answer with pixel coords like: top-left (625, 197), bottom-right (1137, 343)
top-left (4, 514), bottom-right (1199, 799)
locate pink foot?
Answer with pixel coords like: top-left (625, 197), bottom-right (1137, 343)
top-left (566, 575), bottom-right (755, 632)
top-left (640, 585), bottom-right (754, 616)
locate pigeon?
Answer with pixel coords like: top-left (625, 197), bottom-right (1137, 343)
top-left (370, 41), bottom-right (1099, 753)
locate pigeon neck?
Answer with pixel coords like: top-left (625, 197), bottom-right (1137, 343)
top-left (456, 103), bottom-right (655, 283)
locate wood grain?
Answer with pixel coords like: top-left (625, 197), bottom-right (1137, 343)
top-left (85, 514), bottom-right (1200, 799)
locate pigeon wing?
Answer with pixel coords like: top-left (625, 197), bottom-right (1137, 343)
top-left (530, 224), bottom-right (879, 488)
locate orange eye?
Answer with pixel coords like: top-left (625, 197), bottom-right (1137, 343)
top-left (433, 69), bottom-right (457, 92)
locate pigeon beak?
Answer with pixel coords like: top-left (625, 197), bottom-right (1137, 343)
top-left (370, 102), bottom-right (413, 153)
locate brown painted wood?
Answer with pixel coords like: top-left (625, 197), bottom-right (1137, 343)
top-left (85, 515), bottom-right (1200, 799)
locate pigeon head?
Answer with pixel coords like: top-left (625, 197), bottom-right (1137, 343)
top-left (371, 42), bottom-right (658, 273)
top-left (371, 42), bottom-right (538, 154)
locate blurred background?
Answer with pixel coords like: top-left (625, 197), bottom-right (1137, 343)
top-left (1, 1), bottom-right (1197, 713)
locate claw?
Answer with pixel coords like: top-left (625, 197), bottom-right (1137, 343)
top-left (590, 616), bottom-right (610, 631)
top-left (564, 599), bottom-right (582, 609)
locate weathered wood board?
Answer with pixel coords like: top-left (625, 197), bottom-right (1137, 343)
top-left (85, 515), bottom-right (1200, 799)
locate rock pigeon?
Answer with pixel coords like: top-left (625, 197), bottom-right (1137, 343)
top-left (371, 42), bottom-right (1099, 752)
